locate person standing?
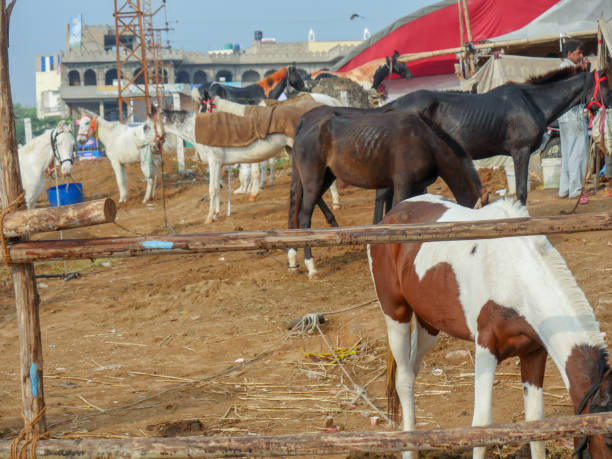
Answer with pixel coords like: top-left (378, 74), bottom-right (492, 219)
top-left (558, 39), bottom-right (590, 199)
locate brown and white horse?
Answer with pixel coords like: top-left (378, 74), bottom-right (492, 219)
top-left (368, 195), bottom-right (611, 459)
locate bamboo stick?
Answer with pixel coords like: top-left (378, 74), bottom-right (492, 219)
top-left (397, 29), bottom-right (597, 64)
top-left (2, 212), bottom-right (611, 264)
top-left (2, 198), bottom-right (116, 237)
top-left (0, 0), bottom-right (47, 433)
top-left (0, 413), bottom-right (608, 457)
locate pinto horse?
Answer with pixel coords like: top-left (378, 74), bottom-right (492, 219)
top-left (368, 194), bottom-right (612, 459)
top-left (288, 107), bottom-right (484, 279)
top-left (206, 66), bottom-right (306, 105)
top-left (387, 66), bottom-right (612, 204)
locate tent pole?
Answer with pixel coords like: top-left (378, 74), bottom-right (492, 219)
top-left (461, 0), bottom-right (475, 76)
top-left (457, 0), bottom-right (466, 78)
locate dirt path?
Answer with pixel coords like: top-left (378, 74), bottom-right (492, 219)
top-left (1, 155), bottom-right (610, 458)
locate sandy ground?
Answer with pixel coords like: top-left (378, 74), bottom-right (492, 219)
top-left (0, 152), bottom-right (611, 458)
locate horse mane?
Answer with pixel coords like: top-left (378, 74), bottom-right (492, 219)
top-left (525, 66), bottom-right (583, 85)
top-left (258, 67), bottom-right (288, 95)
top-left (161, 109), bottom-right (193, 125)
top-left (477, 199), bottom-right (604, 347)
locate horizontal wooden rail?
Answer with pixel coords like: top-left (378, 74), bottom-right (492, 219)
top-left (2, 198), bottom-right (116, 237)
top-left (1, 211), bottom-right (611, 264)
top-left (0, 413), bottom-right (609, 457)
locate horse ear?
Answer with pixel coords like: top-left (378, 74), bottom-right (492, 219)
top-left (57, 120), bottom-right (65, 130)
top-left (149, 104), bottom-right (158, 118)
top-left (386, 56), bottom-right (391, 67)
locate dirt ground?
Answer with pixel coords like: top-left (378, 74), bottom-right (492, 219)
top-left (0, 152), bottom-right (611, 458)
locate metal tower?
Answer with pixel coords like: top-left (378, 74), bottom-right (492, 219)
top-left (113, 0), bottom-right (168, 122)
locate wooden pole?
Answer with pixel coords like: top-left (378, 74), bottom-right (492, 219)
top-left (2, 212), bottom-right (611, 264)
top-left (0, 0), bottom-right (47, 433)
top-left (2, 198), bottom-right (116, 237)
top-left (396, 29), bottom-right (597, 64)
top-left (457, 0), bottom-right (466, 78)
top-left (461, 0), bottom-right (476, 76)
top-left (0, 413), bottom-right (609, 457)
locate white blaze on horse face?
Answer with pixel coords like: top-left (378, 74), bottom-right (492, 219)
top-left (410, 194), bottom-right (604, 388)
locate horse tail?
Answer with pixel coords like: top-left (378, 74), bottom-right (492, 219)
top-left (386, 341), bottom-right (400, 423)
top-left (288, 156), bottom-right (303, 230)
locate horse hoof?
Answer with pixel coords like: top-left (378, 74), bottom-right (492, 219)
top-left (332, 204), bottom-right (342, 210)
top-left (308, 271), bottom-right (319, 280)
top-left (248, 195), bottom-right (257, 202)
top-left (288, 266), bottom-right (299, 274)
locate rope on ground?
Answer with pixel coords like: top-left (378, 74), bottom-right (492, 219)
top-left (7, 407), bottom-right (49, 459)
top-left (112, 221), bottom-right (146, 237)
top-left (47, 298), bottom-right (381, 431)
top-left (0, 192), bottom-right (25, 267)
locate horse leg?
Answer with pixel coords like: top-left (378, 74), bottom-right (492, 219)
top-left (471, 343), bottom-right (498, 459)
top-left (384, 314), bottom-right (418, 459)
top-left (513, 149), bottom-right (531, 205)
top-left (328, 180), bottom-right (341, 210)
top-left (373, 188), bottom-right (393, 224)
top-left (316, 171), bottom-right (340, 227)
top-left (259, 160), bottom-right (267, 189)
top-left (249, 162), bottom-right (261, 202)
top-left (520, 349), bottom-right (547, 459)
top-left (110, 159), bottom-right (129, 203)
top-left (205, 158), bottom-right (222, 224)
top-left (268, 157), bottom-right (276, 185)
top-left (151, 153), bottom-right (160, 200)
top-left (235, 163), bottom-right (250, 194)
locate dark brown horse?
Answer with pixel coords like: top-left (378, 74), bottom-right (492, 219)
top-left (369, 195), bottom-right (612, 459)
top-left (287, 106), bottom-right (484, 279)
top-left (387, 66), bottom-right (612, 204)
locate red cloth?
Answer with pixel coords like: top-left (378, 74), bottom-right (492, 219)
top-left (338, 0), bottom-right (560, 78)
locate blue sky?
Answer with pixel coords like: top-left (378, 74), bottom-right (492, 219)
top-left (9, 0), bottom-right (433, 106)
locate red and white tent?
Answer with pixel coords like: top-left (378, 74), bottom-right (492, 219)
top-left (330, 0), bottom-right (611, 96)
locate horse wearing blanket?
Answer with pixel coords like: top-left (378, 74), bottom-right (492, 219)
top-left (368, 194), bottom-right (612, 459)
top-left (147, 93), bottom-right (343, 224)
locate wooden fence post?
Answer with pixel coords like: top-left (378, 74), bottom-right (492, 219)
top-left (0, 0), bottom-right (47, 433)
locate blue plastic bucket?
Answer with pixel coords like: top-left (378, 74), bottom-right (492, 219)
top-left (46, 183), bottom-right (84, 207)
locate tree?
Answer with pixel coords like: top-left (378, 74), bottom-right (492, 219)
top-left (13, 102), bottom-right (64, 146)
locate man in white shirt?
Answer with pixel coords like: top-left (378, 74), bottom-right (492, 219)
top-left (558, 39), bottom-right (589, 199)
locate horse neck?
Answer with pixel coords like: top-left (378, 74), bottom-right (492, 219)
top-left (20, 130), bottom-right (53, 171)
top-left (95, 118), bottom-right (123, 147)
top-left (522, 73), bottom-right (588, 124)
top-left (161, 112), bottom-right (196, 145)
top-left (512, 242), bottom-right (607, 394)
top-left (214, 98), bottom-right (246, 116)
top-left (267, 77), bottom-right (287, 99)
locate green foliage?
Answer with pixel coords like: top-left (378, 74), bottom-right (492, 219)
top-left (13, 103), bottom-right (66, 146)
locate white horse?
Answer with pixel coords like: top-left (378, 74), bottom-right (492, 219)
top-left (75, 111), bottom-right (160, 203)
top-left (212, 95), bottom-right (342, 208)
top-left (368, 194), bottom-right (612, 459)
top-left (148, 93), bottom-right (344, 224)
top-left (18, 120), bottom-right (76, 209)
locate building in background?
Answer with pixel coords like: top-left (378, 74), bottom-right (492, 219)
top-left (53, 24), bottom-right (360, 121)
top-left (35, 54), bottom-right (68, 119)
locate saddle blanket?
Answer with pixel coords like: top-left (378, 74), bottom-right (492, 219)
top-left (195, 95), bottom-right (322, 147)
